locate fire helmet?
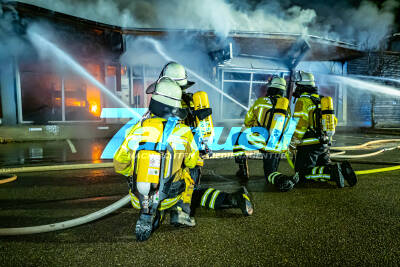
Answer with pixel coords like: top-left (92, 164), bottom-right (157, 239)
top-left (295, 71), bottom-right (316, 87)
top-left (267, 76), bottom-right (287, 96)
top-left (146, 62), bottom-right (195, 94)
top-left (149, 77), bottom-right (187, 119)
top-left (293, 71), bottom-right (318, 97)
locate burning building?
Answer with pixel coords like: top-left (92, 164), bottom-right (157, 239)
top-left (2, 1), bottom-right (398, 140)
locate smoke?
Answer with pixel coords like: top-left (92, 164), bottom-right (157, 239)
top-left (15, 0), bottom-right (399, 49)
top-left (0, 2), bottom-right (28, 65)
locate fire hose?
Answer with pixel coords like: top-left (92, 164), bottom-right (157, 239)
top-left (0, 195), bottom-right (131, 236)
top-left (0, 174), bottom-right (17, 185)
top-left (1, 139), bottom-right (400, 236)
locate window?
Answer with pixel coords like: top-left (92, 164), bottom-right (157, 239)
top-left (130, 65), bottom-right (158, 108)
top-left (20, 72), bottom-right (62, 123)
top-left (19, 61), bottom-right (103, 123)
top-left (222, 82), bottom-right (250, 119)
top-left (219, 70), bottom-right (290, 121)
top-left (64, 63), bottom-right (102, 121)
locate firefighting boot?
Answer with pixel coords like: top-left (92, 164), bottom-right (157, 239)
top-left (228, 186), bottom-right (253, 216)
top-left (330, 163), bottom-right (345, 188)
top-left (235, 161), bottom-right (249, 180)
top-left (341, 161), bottom-right (357, 187)
top-left (269, 172), bottom-right (299, 192)
top-left (135, 213), bottom-right (154, 242)
top-left (151, 210), bottom-right (164, 233)
top-left (170, 206), bottom-right (196, 227)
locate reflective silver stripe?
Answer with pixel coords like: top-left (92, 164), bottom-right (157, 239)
top-left (258, 107), bottom-right (264, 124)
top-left (295, 129), bottom-right (306, 134)
top-left (293, 112), bottom-right (308, 118)
top-left (160, 196), bottom-right (180, 207)
top-left (312, 167), bottom-right (318, 175)
top-left (305, 174), bottom-right (330, 179)
top-left (201, 188), bottom-right (214, 207)
top-left (209, 190), bottom-right (221, 209)
top-left (301, 138), bottom-right (319, 144)
top-left (319, 167), bottom-right (325, 174)
top-left (121, 145), bottom-right (129, 152)
top-left (130, 194), bottom-right (141, 209)
top-left (307, 105), bottom-right (316, 111)
top-left (256, 104), bottom-right (273, 108)
top-left (268, 172), bottom-right (280, 184)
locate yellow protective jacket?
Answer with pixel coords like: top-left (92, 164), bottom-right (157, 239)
top-left (242, 95), bottom-right (291, 152)
top-left (113, 117), bottom-right (200, 210)
top-left (292, 93), bottom-right (325, 146)
top-left (244, 95), bottom-right (290, 128)
top-left (114, 117), bottom-right (199, 177)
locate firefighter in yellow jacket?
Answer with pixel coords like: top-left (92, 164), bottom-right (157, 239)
top-left (234, 76), bottom-right (298, 191)
top-left (114, 77), bottom-right (252, 241)
top-left (290, 71), bottom-right (357, 188)
top-left (153, 63), bottom-right (251, 219)
top-left (146, 62), bottom-right (212, 184)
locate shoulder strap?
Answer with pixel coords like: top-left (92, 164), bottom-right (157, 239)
top-left (265, 96), bottom-right (277, 131)
top-left (310, 95), bottom-right (323, 131)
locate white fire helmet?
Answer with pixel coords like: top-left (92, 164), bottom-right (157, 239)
top-left (269, 76), bottom-right (287, 91)
top-left (151, 77), bottom-right (182, 108)
top-left (146, 62), bottom-right (194, 94)
top-left (295, 71), bottom-right (316, 87)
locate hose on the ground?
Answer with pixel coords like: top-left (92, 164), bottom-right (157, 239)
top-left (1, 138), bottom-right (400, 236)
top-left (0, 195), bottom-right (130, 236)
top-left (0, 174), bottom-right (17, 185)
top-left (332, 139), bottom-right (400, 151)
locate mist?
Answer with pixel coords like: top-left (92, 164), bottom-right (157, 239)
top-left (12, 0), bottom-right (399, 50)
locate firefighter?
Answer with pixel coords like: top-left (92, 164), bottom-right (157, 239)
top-left (146, 62), bottom-right (211, 185)
top-left (234, 76), bottom-right (298, 191)
top-left (114, 77), bottom-right (252, 241)
top-left (152, 62), bottom-right (252, 218)
top-left (290, 71), bottom-right (357, 187)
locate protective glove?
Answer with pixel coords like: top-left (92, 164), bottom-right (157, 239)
top-left (199, 143), bottom-right (213, 157)
top-left (288, 143), bottom-right (297, 156)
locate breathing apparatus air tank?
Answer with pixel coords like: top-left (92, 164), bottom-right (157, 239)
top-left (192, 91), bottom-right (214, 145)
top-left (265, 97), bottom-right (289, 151)
top-left (132, 118), bottom-right (166, 213)
top-left (320, 96), bottom-right (336, 140)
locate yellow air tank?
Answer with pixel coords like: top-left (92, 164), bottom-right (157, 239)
top-left (265, 97), bottom-right (289, 151)
top-left (134, 118), bottom-right (164, 197)
top-left (136, 150), bottom-right (161, 185)
top-left (193, 91), bottom-right (214, 143)
top-left (321, 96), bottom-right (336, 139)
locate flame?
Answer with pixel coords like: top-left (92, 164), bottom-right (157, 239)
top-left (66, 98), bottom-right (86, 107)
top-left (90, 102), bottom-right (99, 114)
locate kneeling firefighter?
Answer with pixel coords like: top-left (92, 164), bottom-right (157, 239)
top-left (233, 76), bottom-right (298, 191)
top-left (290, 71), bottom-right (357, 188)
top-left (114, 77), bottom-right (253, 241)
top-left (146, 62), bottom-right (245, 219)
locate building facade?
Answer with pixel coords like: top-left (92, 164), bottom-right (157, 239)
top-left (1, 1), bottom-right (372, 141)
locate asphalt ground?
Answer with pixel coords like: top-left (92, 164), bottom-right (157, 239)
top-left (1, 146), bottom-right (400, 266)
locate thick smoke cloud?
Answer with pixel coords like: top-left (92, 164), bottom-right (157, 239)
top-left (0, 3), bottom-right (27, 64)
top-left (15, 0), bottom-right (400, 49)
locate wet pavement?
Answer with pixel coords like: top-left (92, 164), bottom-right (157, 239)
top-left (0, 132), bottom-right (399, 168)
top-left (0, 133), bottom-right (400, 266)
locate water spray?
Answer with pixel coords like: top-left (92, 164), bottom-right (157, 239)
top-left (349, 74), bottom-right (400, 84)
top-left (324, 74), bottom-right (400, 98)
top-left (26, 30), bottom-right (142, 120)
top-left (143, 38), bottom-right (249, 111)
